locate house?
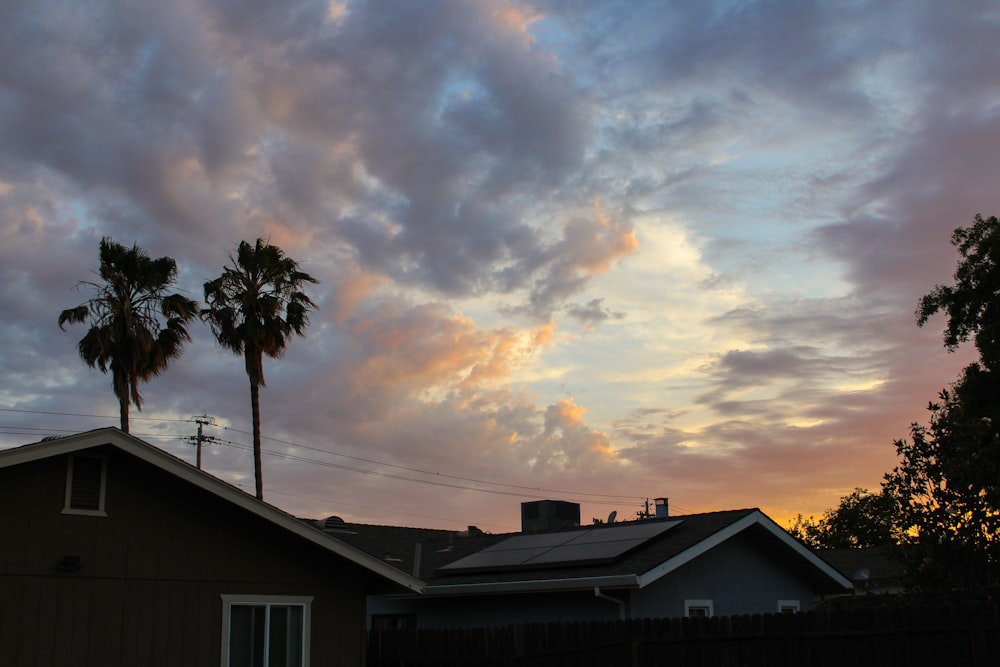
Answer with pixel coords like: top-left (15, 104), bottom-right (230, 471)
top-left (327, 500), bottom-right (853, 629)
top-left (0, 428), bottom-right (422, 667)
top-left (818, 547), bottom-right (905, 597)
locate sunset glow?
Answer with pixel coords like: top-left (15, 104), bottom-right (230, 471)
top-left (1, 1), bottom-right (998, 534)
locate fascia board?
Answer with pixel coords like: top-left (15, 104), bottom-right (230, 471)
top-left (1, 428), bottom-right (425, 593)
top-left (422, 574), bottom-right (639, 597)
top-left (636, 510), bottom-right (852, 590)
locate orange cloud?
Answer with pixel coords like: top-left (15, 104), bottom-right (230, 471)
top-left (491, 3), bottom-right (543, 36)
top-left (532, 319), bottom-right (558, 348)
top-left (344, 301), bottom-right (555, 405)
top-left (545, 398), bottom-right (588, 433)
top-left (568, 204), bottom-right (639, 276)
top-left (328, 265), bottom-right (390, 324)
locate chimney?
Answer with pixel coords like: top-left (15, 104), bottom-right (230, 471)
top-left (654, 497), bottom-right (669, 518)
top-left (521, 500), bottom-right (580, 533)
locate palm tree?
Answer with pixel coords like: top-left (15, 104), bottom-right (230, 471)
top-left (202, 239), bottom-right (317, 500)
top-left (58, 237), bottom-right (199, 433)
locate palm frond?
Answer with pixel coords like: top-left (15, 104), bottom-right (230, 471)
top-left (58, 305), bottom-right (91, 330)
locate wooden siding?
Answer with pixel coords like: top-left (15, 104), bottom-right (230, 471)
top-left (1, 446), bottom-right (372, 666)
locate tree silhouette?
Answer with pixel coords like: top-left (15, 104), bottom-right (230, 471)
top-left (58, 237), bottom-right (198, 432)
top-left (917, 214), bottom-right (1000, 368)
top-left (202, 238), bottom-right (317, 500)
top-left (789, 488), bottom-right (900, 550)
top-left (884, 214), bottom-right (1000, 589)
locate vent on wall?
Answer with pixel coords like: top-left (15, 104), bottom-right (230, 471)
top-left (70, 457), bottom-right (103, 510)
top-left (63, 455), bottom-right (107, 516)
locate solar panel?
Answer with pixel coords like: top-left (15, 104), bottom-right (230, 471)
top-left (566, 520), bottom-right (675, 544)
top-left (479, 530), bottom-right (588, 552)
top-left (438, 519), bottom-right (682, 573)
top-left (437, 547), bottom-right (553, 570)
top-left (522, 538), bottom-right (649, 565)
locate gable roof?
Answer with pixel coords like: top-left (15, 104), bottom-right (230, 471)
top-left (328, 509), bottom-right (853, 596)
top-left (0, 427), bottom-right (423, 594)
top-left (817, 547), bottom-right (903, 586)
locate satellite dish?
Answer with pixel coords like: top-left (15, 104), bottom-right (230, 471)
top-left (607, 511), bottom-right (618, 524)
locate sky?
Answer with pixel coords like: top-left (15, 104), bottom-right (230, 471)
top-left (2, 0), bottom-right (999, 534)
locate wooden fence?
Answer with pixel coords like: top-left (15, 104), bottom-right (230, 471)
top-left (367, 599), bottom-right (1000, 667)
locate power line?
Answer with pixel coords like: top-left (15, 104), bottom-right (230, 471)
top-left (264, 487), bottom-right (510, 529)
top-left (2, 407), bottom-right (679, 517)
top-left (0, 407), bottom-right (189, 422)
top-left (1, 409), bottom-right (675, 528)
top-left (221, 425), bottom-right (639, 501)
top-left (0, 424), bottom-right (80, 433)
top-left (1, 405), bottom-right (640, 503)
top-left (215, 437), bottom-right (627, 506)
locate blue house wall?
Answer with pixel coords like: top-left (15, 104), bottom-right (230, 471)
top-left (630, 529), bottom-right (816, 618)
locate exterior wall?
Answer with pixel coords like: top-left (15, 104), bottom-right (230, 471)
top-left (630, 530), bottom-right (816, 618)
top-left (0, 447), bottom-right (371, 666)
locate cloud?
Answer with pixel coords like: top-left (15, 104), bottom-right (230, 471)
top-left (4, 0), bottom-right (1000, 533)
top-left (503, 204), bottom-right (639, 320)
top-left (565, 298), bottom-right (625, 329)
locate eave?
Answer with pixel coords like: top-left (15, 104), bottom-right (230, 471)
top-left (421, 573), bottom-right (639, 596)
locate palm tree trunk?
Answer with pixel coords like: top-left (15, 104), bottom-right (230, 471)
top-left (119, 397), bottom-right (130, 433)
top-left (113, 368), bottom-right (130, 433)
top-left (250, 379), bottom-right (263, 500)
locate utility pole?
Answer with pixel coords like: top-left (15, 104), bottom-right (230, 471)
top-left (637, 498), bottom-right (653, 520)
top-left (186, 415), bottom-right (218, 469)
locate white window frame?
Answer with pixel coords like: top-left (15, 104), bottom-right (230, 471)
top-left (62, 454), bottom-right (108, 517)
top-left (684, 599), bottom-right (714, 618)
top-left (220, 594), bottom-right (312, 667)
top-left (778, 599), bottom-right (800, 613)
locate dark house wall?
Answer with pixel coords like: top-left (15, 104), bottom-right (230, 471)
top-left (0, 446), bottom-right (370, 667)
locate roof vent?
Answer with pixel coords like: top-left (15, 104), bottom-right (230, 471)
top-left (319, 516), bottom-right (356, 534)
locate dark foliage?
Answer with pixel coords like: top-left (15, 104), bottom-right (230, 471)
top-left (883, 214), bottom-right (1000, 590)
top-left (788, 487), bottom-right (900, 549)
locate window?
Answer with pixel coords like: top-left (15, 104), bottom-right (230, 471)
top-left (221, 595), bottom-right (312, 667)
top-left (684, 599), bottom-right (713, 618)
top-left (778, 599), bottom-right (800, 613)
top-left (62, 455), bottom-right (107, 516)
